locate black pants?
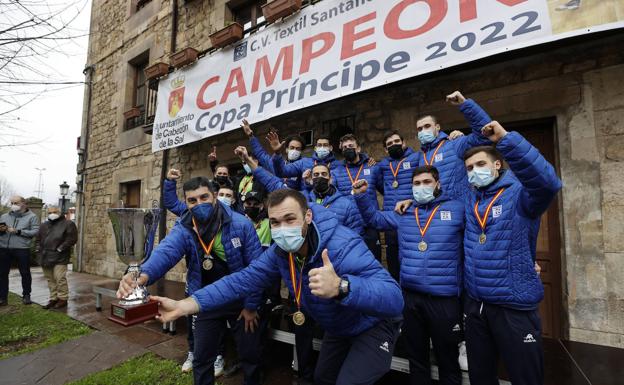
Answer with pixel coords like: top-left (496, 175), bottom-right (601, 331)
top-left (403, 290), bottom-right (462, 385)
top-left (293, 310), bottom-right (317, 381)
top-left (314, 319), bottom-right (401, 385)
top-left (464, 297), bottom-right (544, 385)
top-left (0, 248), bottom-right (31, 300)
top-left (384, 230), bottom-right (400, 281)
top-left (363, 226), bottom-right (382, 261)
top-left (193, 309), bottom-right (268, 385)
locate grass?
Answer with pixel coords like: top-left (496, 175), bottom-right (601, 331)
top-left (0, 292), bottom-right (92, 359)
top-left (68, 352), bottom-right (194, 385)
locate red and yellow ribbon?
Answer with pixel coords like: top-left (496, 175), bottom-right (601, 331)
top-left (288, 253), bottom-right (305, 310)
top-left (473, 188), bottom-right (506, 232)
top-left (422, 140), bottom-right (446, 166)
top-left (415, 205), bottom-right (441, 239)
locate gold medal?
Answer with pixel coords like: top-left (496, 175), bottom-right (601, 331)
top-left (202, 258), bottom-right (213, 270)
top-left (392, 180), bottom-right (399, 189)
top-left (415, 205), bottom-right (441, 253)
top-left (418, 240), bottom-right (428, 252)
top-left (479, 233), bottom-right (487, 244)
top-left (293, 311), bottom-right (306, 326)
top-left (474, 188), bottom-right (505, 247)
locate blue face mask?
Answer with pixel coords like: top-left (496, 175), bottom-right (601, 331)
top-left (418, 130), bottom-right (436, 145)
top-left (217, 196), bottom-right (232, 207)
top-left (190, 202), bottom-right (214, 223)
top-left (271, 226), bottom-right (306, 252)
top-left (412, 185), bottom-right (436, 204)
top-left (243, 164), bottom-right (252, 174)
top-left (468, 167), bottom-right (496, 188)
top-left (315, 147), bottom-right (330, 159)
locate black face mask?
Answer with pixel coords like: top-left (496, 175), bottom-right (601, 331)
top-left (343, 148), bottom-right (357, 162)
top-left (215, 176), bottom-right (229, 186)
top-left (244, 206), bottom-right (261, 221)
top-left (312, 177), bottom-right (330, 194)
top-left (387, 144), bottom-right (405, 160)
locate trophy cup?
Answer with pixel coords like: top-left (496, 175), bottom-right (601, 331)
top-left (107, 205), bottom-right (161, 326)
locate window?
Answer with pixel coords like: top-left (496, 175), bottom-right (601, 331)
top-left (321, 115), bottom-right (355, 148)
top-left (228, 0), bottom-right (267, 35)
top-left (120, 181), bottom-right (141, 208)
top-left (136, 0), bottom-right (153, 12)
top-left (125, 52), bottom-right (150, 130)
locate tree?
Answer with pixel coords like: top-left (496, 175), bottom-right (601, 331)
top-left (0, 0), bottom-right (89, 147)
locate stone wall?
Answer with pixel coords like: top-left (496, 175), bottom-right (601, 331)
top-left (79, 0), bottom-right (624, 348)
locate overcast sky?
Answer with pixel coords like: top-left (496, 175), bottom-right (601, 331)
top-left (0, 0), bottom-right (92, 206)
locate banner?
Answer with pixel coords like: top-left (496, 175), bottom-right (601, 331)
top-left (152, 0), bottom-right (624, 152)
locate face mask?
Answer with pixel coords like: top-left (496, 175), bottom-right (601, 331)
top-left (387, 144), bottom-right (405, 160)
top-left (342, 148), bottom-right (357, 162)
top-left (287, 149), bottom-right (301, 161)
top-left (215, 175), bottom-right (229, 186)
top-left (10, 204), bottom-right (20, 212)
top-left (245, 206), bottom-right (261, 221)
top-left (468, 167), bottom-right (496, 188)
top-left (243, 164), bottom-right (252, 174)
top-left (418, 130), bottom-right (436, 145)
top-left (412, 186), bottom-right (436, 204)
top-left (312, 177), bottom-right (330, 193)
top-left (217, 196), bottom-right (232, 207)
top-left (190, 202), bottom-right (214, 223)
top-left (48, 213), bottom-right (61, 221)
top-left (315, 147), bottom-right (330, 159)
top-left (271, 225), bottom-right (306, 252)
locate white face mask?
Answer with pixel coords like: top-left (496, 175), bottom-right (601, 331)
top-left (48, 213), bottom-right (60, 221)
top-left (287, 149), bottom-right (301, 161)
top-left (10, 204), bottom-right (20, 212)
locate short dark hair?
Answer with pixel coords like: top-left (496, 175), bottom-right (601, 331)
top-left (312, 163), bottom-right (330, 174)
top-left (412, 165), bottom-right (439, 181)
top-left (339, 133), bottom-right (359, 146)
top-left (267, 189), bottom-right (309, 215)
top-left (463, 146), bottom-right (503, 163)
top-left (416, 114), bottom-right (438, 125)
top-left (316, 135), bottom-right (331, 143)
top-left (219, 178), bottom-right (234, 190)
top-left (215, 165), bottom-right (229, 173)
top-left (285, 135), bottom-right (305, 148)
top-left (182, 177), bottom-right (216, 195)
top-left (382, 131), bottom-right (403, 147)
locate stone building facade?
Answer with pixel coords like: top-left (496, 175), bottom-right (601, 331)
top-left (76, 0), bottom-right (624, 348)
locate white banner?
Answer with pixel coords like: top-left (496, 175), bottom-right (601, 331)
top-left (152, 0), bottom-right (624, 152)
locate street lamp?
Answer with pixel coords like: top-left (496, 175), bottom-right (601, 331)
top-left (59, 181), bottom-right (70, 214)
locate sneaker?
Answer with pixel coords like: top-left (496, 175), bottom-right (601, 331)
top-left (556, 0), bottom-right (580, 10)
top-left (53, 299), bottom-right (68, 309)
top-left (22, 295), bottom-right (32, 305)
top-left (181, 352), bottom-right (193, 373)
top-left (214, 355), bottom-right (225, 377)
top-left (43, 299), bottom-right (58, 309)
top-left (458, 341), bottom-right (468, 371)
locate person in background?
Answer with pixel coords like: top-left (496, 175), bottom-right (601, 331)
top-left (35, 206), bottom-right (77, 310)
top-left (0, 196), bottom-right (40, 306)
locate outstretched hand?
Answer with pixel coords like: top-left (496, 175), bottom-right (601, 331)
top-left (151, 295), bottom-right (200, 324)
top-left (266, 131), bottom-right (285, 153)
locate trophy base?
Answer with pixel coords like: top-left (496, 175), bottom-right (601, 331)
top-left (108, 299), bottom-right (159, 327)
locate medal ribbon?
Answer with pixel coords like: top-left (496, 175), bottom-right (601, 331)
top-left (415, 205), bottom-right (441, 239)
top-left (389, 158), bottom-right (406, 183)
top-left (473, 188), bottom-right (506, 232)
top-left (239, 175), bottom-right (253, 193)
top-left (192, 218), bottom-right (218, 256)
top-left (345, 164), bottom-right (364, 185)
top-left (422, 140), bottom-right (446, 166)
top-left (288, 253), bottom-right (305, 310)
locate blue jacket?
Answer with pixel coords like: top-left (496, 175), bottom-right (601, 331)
top-left (463, 131), bottom-right (562, 309)
top-left (141, 202), bottom-right (264, 311)
top-left (163, 179), bottom-right (187, 217)
top-left (249, 136), bottom-right (302, 190)
top-left (272, 151), bottom-right (338, 179)
top-left (191, 204), bottom-right (404, 337)
top-left (418, 99), bottom-right (492, 201)
top-left (253, 166), bottom-right (364, 235)
top-left (356, 192), bottom-right (465, 296)
top-left (377, 147), bottom-right (421, 211)
top-left (331, 153), bottom-right (383, 202)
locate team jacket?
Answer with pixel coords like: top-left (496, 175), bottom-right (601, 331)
top-left (463, 131), bottom-right (562, 310)
top-left (141, 202), bottom-right (264, 311)
top-left (356, 192), bottom-right (465, 296)
top-left (191, 204), bottom-right (404, 337)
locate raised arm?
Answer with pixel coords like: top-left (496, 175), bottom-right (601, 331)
top-left (352, 180), bottom-right (398, 231)
top-left (163, 175), bottom-right (187, 217)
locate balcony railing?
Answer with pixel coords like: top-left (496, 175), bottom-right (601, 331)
top-left (124, 83), bottom-right (158, 133)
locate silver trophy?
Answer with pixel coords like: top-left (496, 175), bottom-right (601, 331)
top-left (108, 206), bottom-right (161, 307)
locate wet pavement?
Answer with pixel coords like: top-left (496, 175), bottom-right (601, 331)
top-left (4, 267), bottom-right (624, 385)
